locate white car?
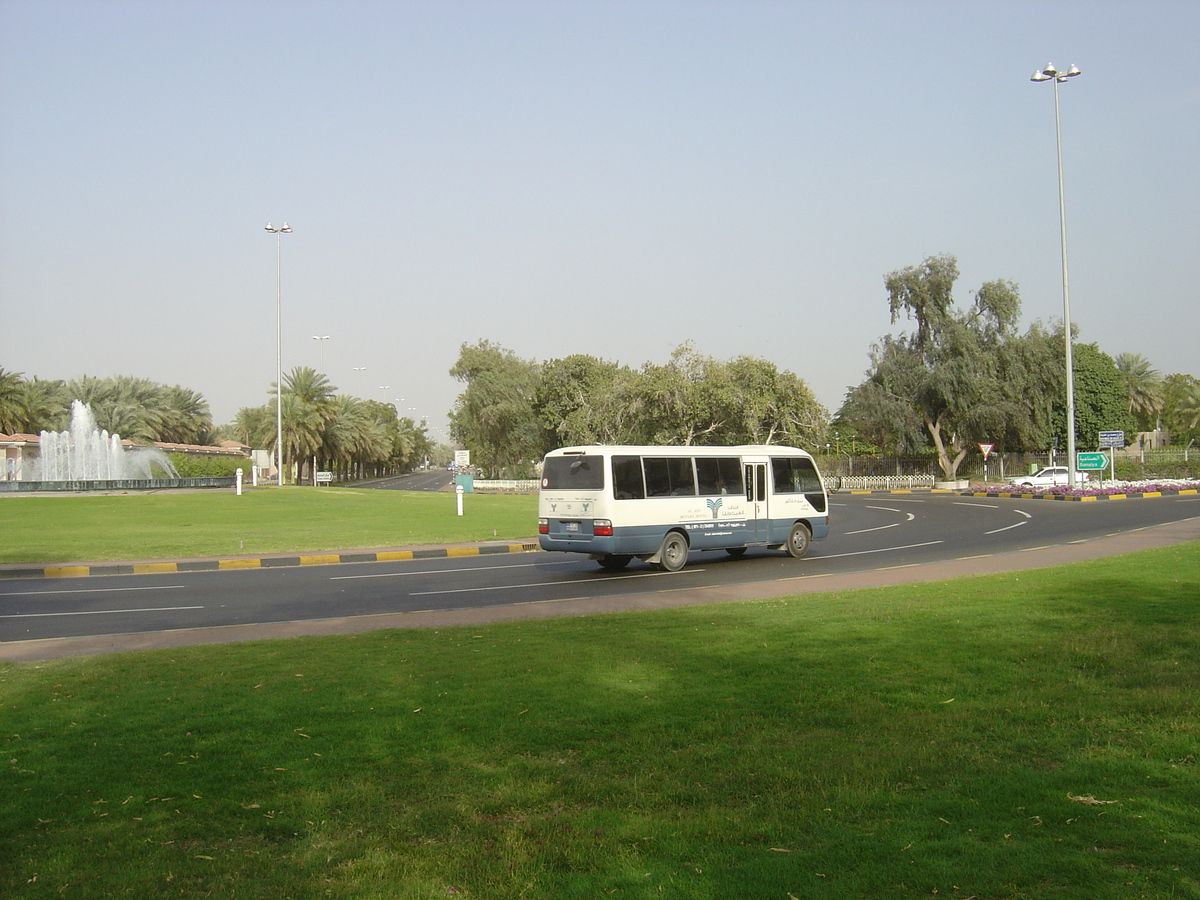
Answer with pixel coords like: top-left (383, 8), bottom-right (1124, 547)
top-left (1007, 466), bottom-right (1090, 488)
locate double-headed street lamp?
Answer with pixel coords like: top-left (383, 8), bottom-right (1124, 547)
top-left (1030, 62), bottom-right (1081, 485)
top-left (312, 335), bottom-right (329, 369)
top-left (265, 222), bottom-right (292, 483)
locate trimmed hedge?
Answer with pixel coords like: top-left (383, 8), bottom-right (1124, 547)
top-left (167, 452), bottom-right (253, 477)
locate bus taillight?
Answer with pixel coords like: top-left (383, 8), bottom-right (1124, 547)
top-left (538, 517), bottom-right (549, 534)
top-left (592, 519), bottom-right (613, 536)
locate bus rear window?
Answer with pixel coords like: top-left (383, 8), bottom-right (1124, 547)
top-left (542, 455), bottom-right (605, 490)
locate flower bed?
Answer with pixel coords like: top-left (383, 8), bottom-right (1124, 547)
top-left (978, 479), bottom-right (1200, 498)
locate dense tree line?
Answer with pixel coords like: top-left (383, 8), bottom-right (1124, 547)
top-left (0, 371), bottom-right (215, 444)
top-left (835, 254), bottom-right (1199, 479)
top-left (229, 367), bottom-right (435, 483)
top-left (447, 341), bottom-right (830, 477)
top-left (0, 367), bottom-right (435, 485)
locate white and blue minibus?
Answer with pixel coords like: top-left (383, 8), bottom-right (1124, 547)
top-left (537, 445), bottom-right (829, 571)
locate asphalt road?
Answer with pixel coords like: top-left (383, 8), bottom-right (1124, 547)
top-left (356, 470), bottom-right (455, 491)
top-left (2, 492), bottom-right (1198, 661)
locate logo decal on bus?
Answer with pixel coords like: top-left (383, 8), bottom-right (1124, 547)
top-left (706, 498), bottom-right (722, 519)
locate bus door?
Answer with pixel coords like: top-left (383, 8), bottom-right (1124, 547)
top-left (745, 463), bottom-right (768, 542)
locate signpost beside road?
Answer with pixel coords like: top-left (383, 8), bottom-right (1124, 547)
top-left (978, 443), bottom-right (995, 481)
top-left (1077, 453), bottom-right (1108, 470)
top-left (1096, 432), bottom-right (1125, 481)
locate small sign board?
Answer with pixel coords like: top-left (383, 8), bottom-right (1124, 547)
top-left (1098, 430), bottom-right (1125, 448)
top-left (454, 449), bottom-right (471, 468)
top-left (1077, 452), bottom-right (1109, 470)
top-left (315, 471), bottom-right (333, 484)
top-left (978, 443), bottom-right (994, 459)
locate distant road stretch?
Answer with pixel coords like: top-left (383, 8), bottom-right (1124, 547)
top-left (356, 470), bottom-right (455, 492)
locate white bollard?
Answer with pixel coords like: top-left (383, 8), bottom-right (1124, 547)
top-left (456, 483), bottom-right (464, 516)
top-left (236, 467), bottom-right (243, 495)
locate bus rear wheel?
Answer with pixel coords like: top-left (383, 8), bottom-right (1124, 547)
top-left (785, 523), bottom-right (811, 559)
top-left (598, 554), bottom-right (632, 570)
top-left (657, 532), bottom-right (689, 572)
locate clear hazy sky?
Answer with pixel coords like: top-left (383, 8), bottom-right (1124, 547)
top-left (2, 0), bottom-right (1197, 440)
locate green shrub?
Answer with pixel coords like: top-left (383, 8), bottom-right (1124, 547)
top-left (1113, 454), bottom-right (1200, 481)
top-left (167, 452), bottom-right (253, 477)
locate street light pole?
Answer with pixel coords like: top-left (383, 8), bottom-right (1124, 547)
top-left (1031, 62), bottom-right (1081, 486)
top-left (265, 222), bottom-right (292, 484)
top-left (312, 335), bottom-right (329, 370)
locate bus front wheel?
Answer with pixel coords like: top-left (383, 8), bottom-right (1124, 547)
top-left (658, 532), bottom-right (689, 572)
top-left (785, 523), bottom-right (811, 559)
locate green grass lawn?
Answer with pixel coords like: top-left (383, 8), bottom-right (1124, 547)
top-left (0, 488), bottom-right (539, 564)
top-left (3, 542), bottom-right (1198, 899)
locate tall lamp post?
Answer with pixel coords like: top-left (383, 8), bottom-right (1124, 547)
top-left (1031, 62), bottom-right (1081, 485)
top-left (312, 335), bottom-right (329, 369)
top-left (265, 222), bottom-right (292, 484)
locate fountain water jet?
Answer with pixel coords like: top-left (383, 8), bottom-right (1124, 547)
top-left (32, 401), bottom-right (179, 481)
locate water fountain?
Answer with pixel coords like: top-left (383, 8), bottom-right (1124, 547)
top-left (1, 400), bottom-right (236, 493)
top-left (33, 401), bottom-right (178, 481)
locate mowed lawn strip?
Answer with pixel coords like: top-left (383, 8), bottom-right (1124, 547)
top-left (3, 542), bottom-right (1198, 899)
top-left (0, 488), bottom-right (539, 564)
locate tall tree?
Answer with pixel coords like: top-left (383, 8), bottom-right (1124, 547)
top-left (723, 355), bottom-right (827, 446)
top-left (1161, 374), bottom-right (1200, 442)
top-left (160, 386), bottom-right (213, 445)
top-left (0, 368), bottom-right (25, 434)
top-left (838, 337), bottom-right (929, 455)
top-left (1176, 381), bottom-right (1200, 431)
top-left (865, 255), bottom-right (1030, 479)
top-left (535, 354), bottom-right (636, 450)
top-left (840, 256), bottom-right (1056, 482)
top-left (1113, 352), bottom-right (1163, 429)
top-left (449, 341), bottom-right (541, 477)
top-left (1061, 344), bottom-right (1137, 449)
top-left (18, 378), bottom-right (68, 433)
top-left (884, 253), bottom-right (959, 364)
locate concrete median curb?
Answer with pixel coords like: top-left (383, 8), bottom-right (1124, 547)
top-left (0, 541), bottom-right (543, 581)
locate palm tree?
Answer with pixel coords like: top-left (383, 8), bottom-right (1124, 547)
top-left (1114, 352), bottom-right (1163, 428)
top-left (65, 375), bottom-right (167, 442)
top-left (280, 393), bottom-right (326, 483)
top-left (283, 367), bottom-right (336, 405)
top-left (0, 368), bottom-right (26, 433)
top-left (22, 378), bottom-right (69, 432)
top-left (1179, 382), bottom-right (1200, 430)
top-left (160, 386), bottom-right (213, 444)
top-left (230, 405), bottom-right (274, 450)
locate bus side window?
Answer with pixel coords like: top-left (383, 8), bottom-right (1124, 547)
top-left (644, 458), bottom-right (672, 497)
top-left (697, 457), bottom-right (743, 495)
top-left (771, 458), bottom-right (797, 493)
top-left (612, 455), bottom-right (646, 500)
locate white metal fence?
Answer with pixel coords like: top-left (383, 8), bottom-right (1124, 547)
top-left (473, 479), bottom-right (540, 493)
top-left (834, 474), bottom-right (937, 491)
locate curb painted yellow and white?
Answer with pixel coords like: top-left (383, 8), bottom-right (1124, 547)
top-left (1, 542), bottom-right (543, 581)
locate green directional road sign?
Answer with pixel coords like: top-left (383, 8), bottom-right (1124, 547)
top-left (1077, 452), bottom-right (1109, 470)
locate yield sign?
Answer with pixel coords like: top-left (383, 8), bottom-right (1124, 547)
top-left (978, 443), bottom-right (995, 459)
